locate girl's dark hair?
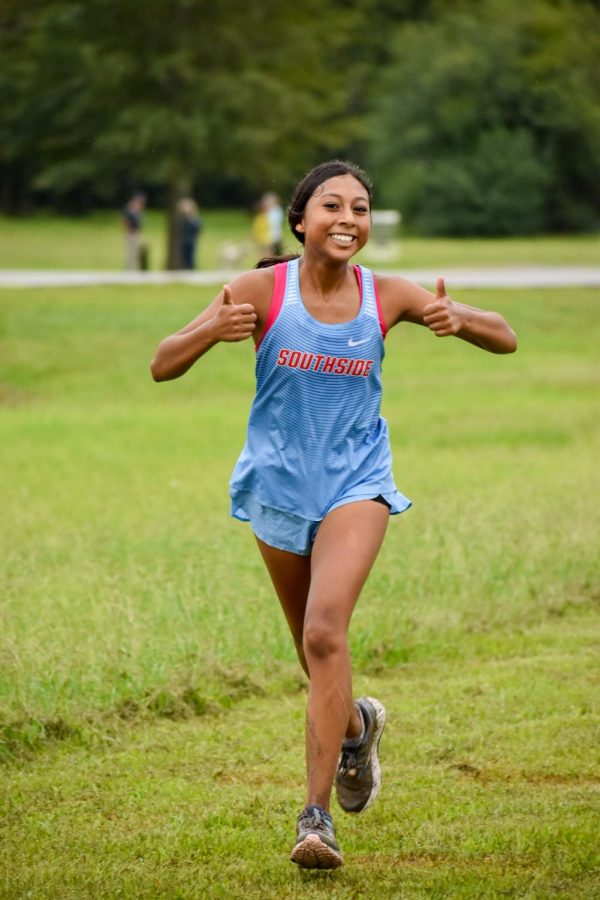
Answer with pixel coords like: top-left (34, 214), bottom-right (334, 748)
top-left (255, 253), bottom-right (300, 269)
top-left (288, 160), bottom-right (372, 245)
top-left (254, 160), bottom-right (372, 267)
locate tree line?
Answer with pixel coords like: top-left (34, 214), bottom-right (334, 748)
top-left (1, 0), bottom-right (598, 242)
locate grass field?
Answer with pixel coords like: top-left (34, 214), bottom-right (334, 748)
top-left (0, 210), bottom-right (599, 271)
top-left (1, 280), bottom-right (599, 896)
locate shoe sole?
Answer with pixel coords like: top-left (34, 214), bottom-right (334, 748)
top-left (290, 834), bottom-right (344, 869)
top-left (361, 696), bottom-right (386, 812)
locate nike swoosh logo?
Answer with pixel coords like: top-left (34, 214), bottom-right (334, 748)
top-left (348, 337), bottom-right (369, 347)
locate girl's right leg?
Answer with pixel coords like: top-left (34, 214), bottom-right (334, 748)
top-left (255, 538), bottom-right (312, 677)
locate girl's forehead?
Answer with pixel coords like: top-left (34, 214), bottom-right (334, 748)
top-left (311, 174), bottom-right (369, 201)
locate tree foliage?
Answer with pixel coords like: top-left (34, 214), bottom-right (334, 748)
top-left (0, 0), bottom-right (598, 239)
top-left (0, 0), bottom-right (364, 261)
top-left (367, 0), bottom-right (600, 234)
top-left (1, 0), bottom-right (358, 201)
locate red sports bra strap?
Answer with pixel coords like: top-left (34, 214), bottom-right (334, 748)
top-left (255, 262), bottom-right (287, 351)
top-left (354, 264), bottom-right (387, 339)
top-left (373, 274), bottom-right (387, 339)
top-left (353, 263), bottom-right (363, 296)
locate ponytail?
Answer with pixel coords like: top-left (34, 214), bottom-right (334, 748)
top-left (254, 253), bottom-right (300, 269)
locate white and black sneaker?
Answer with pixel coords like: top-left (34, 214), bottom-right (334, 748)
top-left (290, 805), bottom-right (343, 869)
top-left (335, 696), bottom-right (386, 813)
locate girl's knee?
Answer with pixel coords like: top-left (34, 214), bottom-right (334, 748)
top-left (303, 617), bottom-right (346, 661)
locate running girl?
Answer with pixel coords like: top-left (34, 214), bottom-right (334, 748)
top-left (151, 160), bottom-right (517, 870)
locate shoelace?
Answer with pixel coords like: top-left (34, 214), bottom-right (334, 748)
top-left (338, 747), bottom-right (360, 777)
top-left (300, 807), bottom-right (333, 833)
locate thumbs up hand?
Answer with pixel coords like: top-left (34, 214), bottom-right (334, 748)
top-left (422, 277), bottom-right (463, 337)
top-left (213, 284), bottom-right (257, 342)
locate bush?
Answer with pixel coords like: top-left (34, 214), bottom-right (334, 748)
top-left (407, 128), bottom-right (550, 236)
top-left (367, 0), bottom-right (600, 235)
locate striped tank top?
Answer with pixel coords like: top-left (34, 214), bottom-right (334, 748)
top-left (230, 257), bottom-right (411, 522)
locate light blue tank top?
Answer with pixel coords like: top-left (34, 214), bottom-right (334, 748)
top-left (230, 257), bottom-right (411, 522)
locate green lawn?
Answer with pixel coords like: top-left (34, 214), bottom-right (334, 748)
top-left (0, 210), bottom-right (598, 270)
top-left (2, 650), bottom-right (598, 898)
top-left (0, 283), bottom-right (599, 895)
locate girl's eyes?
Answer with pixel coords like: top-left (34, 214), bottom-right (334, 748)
top-left (323, 202), bottom-right (369, 214)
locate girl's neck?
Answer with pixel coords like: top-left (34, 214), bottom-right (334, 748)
top-left (299, 254), bottom-right (353, 302)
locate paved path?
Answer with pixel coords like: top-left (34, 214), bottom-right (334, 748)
top-left (0, 266), bottom-right (598, 289)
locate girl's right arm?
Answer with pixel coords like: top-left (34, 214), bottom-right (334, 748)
top-left (150, 272), bottom-right (271, 381)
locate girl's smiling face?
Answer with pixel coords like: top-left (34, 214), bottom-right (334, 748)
top-left (295, 174), bottom-right (371, 258)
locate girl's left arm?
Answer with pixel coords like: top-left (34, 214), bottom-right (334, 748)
top-left (378, 275), bottom-right (517, 354)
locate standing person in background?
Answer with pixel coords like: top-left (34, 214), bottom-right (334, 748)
top-left (177, 198), bottom-right (203, 270)
top-left (264, 191), bottom-right (284, 256)
top-left (150, 160), bottom-right (517, 871)
top-left (122, 192), bottom-right (146, 271)
top-left (251, 196), bottom-right (271, 258)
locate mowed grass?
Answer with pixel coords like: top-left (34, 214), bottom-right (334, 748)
top-left (0, 283), bottom-right (598, 743)
top-left (0, 210), bottom-right (256, 272)
top-left (0, 282), bottom-right (599, 896)
top-left (2, 657), bottom-right (598, 898)
top-left (0, 209), bottom-right (598, 270)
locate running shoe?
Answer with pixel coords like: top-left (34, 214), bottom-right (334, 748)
top-left (335, 696), bottom-right (386, 813)
top-left (290, 805), bottom-right (343, 869)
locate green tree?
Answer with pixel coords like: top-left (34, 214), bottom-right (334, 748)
top-left (0, 0), bottom-right (60, 214)
top-left (367, 0), bottom-right (600, 234)
top-left (0, 0), bottom-right (360, 266)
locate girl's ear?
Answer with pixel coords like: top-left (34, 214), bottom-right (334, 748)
top-left (295, 222), bottom-right (305, 233)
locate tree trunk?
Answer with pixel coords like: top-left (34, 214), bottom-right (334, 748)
top-left (0, 161), bottom-right (34, 215)
top-left (165, 177), bottom-right (192, 270)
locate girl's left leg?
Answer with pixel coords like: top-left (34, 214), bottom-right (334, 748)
top-left (302, 500), bottom-right (389, 812)
top-left (255, 537), bottom-right (365, 739)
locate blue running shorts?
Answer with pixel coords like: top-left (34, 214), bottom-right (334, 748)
top-left (231, 490), bottom-right (392, 556)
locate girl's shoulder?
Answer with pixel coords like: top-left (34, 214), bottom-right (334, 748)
top-left (370, 271), bottom-right (414, 310)
top-left (371, 271), bottom-right (410, 294)
top-left (229, 256), bottom-right (299, 311)
top-left (228, 266), bottom-right (276, 320)
top-left (370, 271), bottom-right (434, 330)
